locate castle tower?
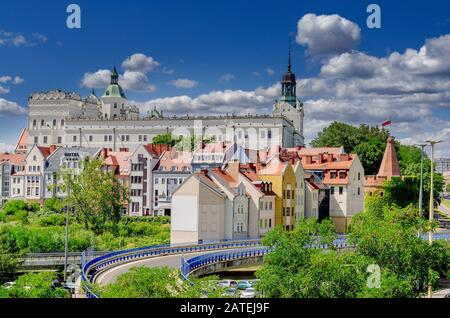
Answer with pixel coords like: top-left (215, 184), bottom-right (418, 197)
top-left (101, 67), bottom-right (128, 120)
top-left (272, 41), bottom-right (305, 147)
top-left (378, 136), bottom-right (401, 178)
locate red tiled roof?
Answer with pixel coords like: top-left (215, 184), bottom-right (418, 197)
top-left (298, 147), bottom-right (344, 157)
top-left (104, 151), bottom-right (131, 176)
top-left (0, 153), bottom-right (25, 165)
top-left (209, 168), bottom-right (238, 189)
top-left (301, 154), bottom-right (356, 171)
top-left (37, 146), bottom-right (52, 159)
top-left (143, 144), bottom-right (169, 157)
top-left (158, 148), bottom-right (192, 172)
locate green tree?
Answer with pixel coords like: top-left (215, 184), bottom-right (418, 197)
top-left (100, 267), bottom-right (223, 298)
top-left (7, 272), bottom-right (70, 298)
top-left (152, 133), bottom-right (180, 147)
top-left (0, 250), bottom-right (18, 275)
top-left (0, 199), bottom-right (39, 224)
top-left (349, 203), bottom-right (449, 294)
top-left (153, 133), bottom-right (215, 151)
top-left (56, 159), bottom-right (129, 234)
top-left (311, 122), bottom-right (390, 175)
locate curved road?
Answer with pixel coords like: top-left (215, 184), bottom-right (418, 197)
top-left (95, 249), bottom-right (234, 286)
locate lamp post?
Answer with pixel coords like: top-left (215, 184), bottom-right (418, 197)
top-left (415, 144), bottom-right (427, 218)
top-left (63, 174), bottom-right (71, 283)
top-left (425, 139), bottom-right (442, 298)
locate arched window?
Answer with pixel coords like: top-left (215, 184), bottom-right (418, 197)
top-left (53, 119), bottom-right (56, 127)
top-left (41, 119), bottom-right (45, 127)
top-left (60, 119), bottom-right (64, 127)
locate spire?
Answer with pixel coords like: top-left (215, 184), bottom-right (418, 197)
top-left (280, 40), bottom-right (297, 105)
top-left (288, 38), bottom-right (292, 73)
top-left (111, 66), bottom-right (119, 85)
top-left (378, 136), bottom-right (401, 178)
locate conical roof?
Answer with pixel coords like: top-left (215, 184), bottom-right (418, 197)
top-left (378, 136), bottom-right (401, 177)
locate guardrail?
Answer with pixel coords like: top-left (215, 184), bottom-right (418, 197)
top-left (81, 239), bottom-right (262, 298)
top-left (81, 232), bottom-right (450, 299)
top-left (179, 238), bottom-right (354, 282)
top-left (179, 232), bottom-right (450, 282)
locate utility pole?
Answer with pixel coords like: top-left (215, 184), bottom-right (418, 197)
top-left (416, 144), bottom-right (427, 222)
top-left (64, 174), bottom-right (71, 283)
top-left (425, 139), bottom-right (442, 298)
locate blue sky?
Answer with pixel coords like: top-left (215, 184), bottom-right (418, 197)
top-left (1, 0), bottom-right (450, 156)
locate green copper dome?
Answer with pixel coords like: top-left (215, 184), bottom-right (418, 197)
top-left (102, 67), bottom-right (126, 98)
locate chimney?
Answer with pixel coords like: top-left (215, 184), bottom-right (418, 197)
top-left (340, 154), bottom-right (350, 161)
top-left (119, 147), bottom-right (129, 152)
top-left (227, 161), bottom-right (240, 180)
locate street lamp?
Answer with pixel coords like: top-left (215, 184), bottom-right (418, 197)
top-left (415, 144), bottom-right (427, 219)
top-left (425, 139), bottom-right (442, 298)
top-left (59, 172), bottom-right (71, 283)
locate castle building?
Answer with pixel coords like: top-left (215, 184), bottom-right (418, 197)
top-left (27, 55), bottom-right (304, 152)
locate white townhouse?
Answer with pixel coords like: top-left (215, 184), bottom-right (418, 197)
top-left (128, 144), bottom-right (168, 216)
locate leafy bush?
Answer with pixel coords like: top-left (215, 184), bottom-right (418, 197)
top-left (7, 272), bottom-right (70, 298)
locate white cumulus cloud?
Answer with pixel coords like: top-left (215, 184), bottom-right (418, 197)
top-left (168, 78), bottom-right (199, 89)
top-left (296, 13), bottom-right (361, 56)
top-left (81, 53), bottom-right (162, 93)
top-left (219, 73), bottom-right (236, 83)
top-left (122, 53), bottom-right (160, 72)
top-left (0, 98), bottom-right (27, 115)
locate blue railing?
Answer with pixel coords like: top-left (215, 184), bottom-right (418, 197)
top-left (81, 239), bottom-right (262, 298)
top-left (82, 232), bottom-right (450, 298)
top-left (179, 237), bottom-right (355, 282)
top-left (179, 232), bottom-right (450, 281)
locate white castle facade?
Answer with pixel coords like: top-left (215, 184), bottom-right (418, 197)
top-left (27, 60), bottom-right (304, 151)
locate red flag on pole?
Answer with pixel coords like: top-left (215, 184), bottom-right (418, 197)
top-left (382, 120), bottom-right (392, 127)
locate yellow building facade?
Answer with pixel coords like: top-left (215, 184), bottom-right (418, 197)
top-left (258, 162), bottom-right (297, 230)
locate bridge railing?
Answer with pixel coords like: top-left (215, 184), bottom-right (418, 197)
top-left (81, 232), bottom-right (449, 298)
top-left (179, 238), bottom-right (356, 281)
top-left (81, 239), bottom-right (263, 298)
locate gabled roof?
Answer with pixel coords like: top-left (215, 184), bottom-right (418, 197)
top-left (104, 151), bottom-right (132, 176)
top-left (15, 128), bottom-right (28, 152)
top-left (209, 168), bottom-right (239, 196)
top-left (143, 144), bottom-right (169, 158)
top-left (193, 172), bottom-right (226, 197)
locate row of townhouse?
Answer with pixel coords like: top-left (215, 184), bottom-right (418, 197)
top-left (1, 132), bottom-right (364, 237)
top-left (170, 146), bottom-right (365, 243)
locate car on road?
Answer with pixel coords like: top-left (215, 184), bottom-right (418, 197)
top-left (241, 288), bottom-right (256, 298)
top-left (237, 280), bottom-right (252, 290)
top-left (217, 280), bottom-right (237, 288)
